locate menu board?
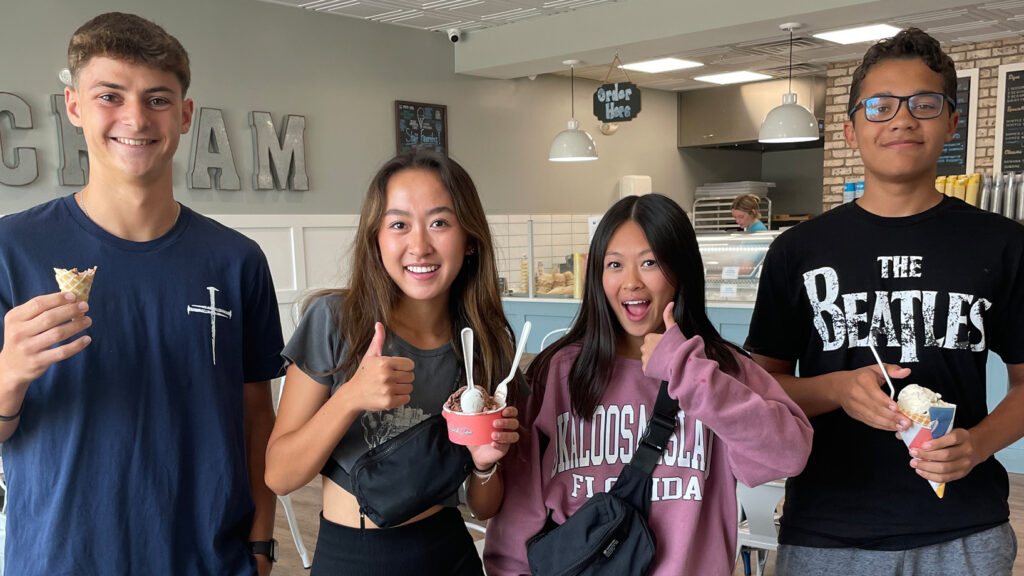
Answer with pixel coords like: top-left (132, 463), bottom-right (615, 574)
top-left (996, 63), bottom-right (1024, 174)
top-left (937, 72), bottom-right (975, 176)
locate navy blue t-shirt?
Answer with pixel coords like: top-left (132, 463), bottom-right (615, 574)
top-left (0, 195), bottom-right (284, 575)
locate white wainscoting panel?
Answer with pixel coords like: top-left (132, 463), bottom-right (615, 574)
top-left (210, 214), bottom-right (360, 342)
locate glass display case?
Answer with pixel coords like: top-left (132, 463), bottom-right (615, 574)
top-left (697, 230), bottom-right (781, 303)
top-left (494, 217), bottom-right (594, 300)
top-left (494, 218), bottom-right (781, 303)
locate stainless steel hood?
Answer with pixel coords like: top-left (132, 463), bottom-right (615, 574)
top-left (678, 76), bottom-right (826, 149)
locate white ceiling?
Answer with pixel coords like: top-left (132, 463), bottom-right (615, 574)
top-left (259, 0), bottom-right (1024, 90)
top-left (262, 0), bottom-right (622, 32)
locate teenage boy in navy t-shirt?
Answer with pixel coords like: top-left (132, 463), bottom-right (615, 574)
top-left (747, 28), bottom-right (1024, 575)
top-left (0, 12), bottom-right (283, 575)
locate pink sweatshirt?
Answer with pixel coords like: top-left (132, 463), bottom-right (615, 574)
top-left (484, 327), bottom-right (812, 576)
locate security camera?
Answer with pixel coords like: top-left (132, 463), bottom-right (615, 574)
top-left (446, 28), bottom-right (462, 43)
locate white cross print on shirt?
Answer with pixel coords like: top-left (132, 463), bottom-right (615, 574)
top-left (187, 286), bottom-right (233, 365)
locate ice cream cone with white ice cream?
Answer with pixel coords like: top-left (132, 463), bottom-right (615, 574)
top-left (896, 384), bottom-right (957, 498)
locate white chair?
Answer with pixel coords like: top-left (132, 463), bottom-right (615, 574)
top-left (273, 377), bottom-right (313, 569)
top-left (465, 521), bottom-right (487, 560)
top-left (540, 328), bottom-right (568, 350)
top-left (735, 480), bottom-right (786, 576)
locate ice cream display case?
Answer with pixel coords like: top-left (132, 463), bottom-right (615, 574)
top-left (697, 230), bottom-right (781, 303)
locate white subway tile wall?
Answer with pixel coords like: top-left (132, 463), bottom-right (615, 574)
top-left (488, 214), bottom-right (601, 294)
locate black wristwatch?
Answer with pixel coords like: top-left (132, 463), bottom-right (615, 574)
top-left (248, 539), bottom-right (278, 563)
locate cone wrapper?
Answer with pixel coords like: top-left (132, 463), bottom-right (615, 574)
top-left (898, 404), bottom-right (957, 498)
top-left (53, 267), bottom-right (97, 302)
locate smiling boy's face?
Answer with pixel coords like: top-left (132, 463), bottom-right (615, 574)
top-left (65, 56), bottom-right (193, 188)
top-left (843, 58), bottom-right (958, 188)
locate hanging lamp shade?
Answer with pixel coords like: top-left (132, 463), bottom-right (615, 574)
top-left (550, 119), bottom-right (598, 161)
top-left (549, 60), bottom-right (598, 162)
top-left (759, 92), bottom-right (819, 143)
top-left (759, 23), bottom-right (819, 144)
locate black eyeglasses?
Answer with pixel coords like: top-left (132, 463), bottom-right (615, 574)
top-left (848, 92), bottom-right (955, 122)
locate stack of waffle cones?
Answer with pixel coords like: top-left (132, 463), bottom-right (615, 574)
top-left (53, 267), bottom-right (97, 302)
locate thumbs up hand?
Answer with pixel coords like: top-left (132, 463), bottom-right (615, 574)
top-left (349, 322), bottom-right (416, 411)
top-left (641, 301), bottom-right (678, 374)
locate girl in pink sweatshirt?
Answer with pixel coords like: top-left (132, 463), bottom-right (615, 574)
top-left (484, 194), bottom-right (812, 575)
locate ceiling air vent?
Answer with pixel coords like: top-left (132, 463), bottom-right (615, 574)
top-left (761, 63), bottom-right (825, 78)
top-left (736, 36), bottom-right (824, 55)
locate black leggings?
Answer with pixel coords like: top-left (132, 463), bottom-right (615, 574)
top-left (310, 507), bottom-right (484, 576)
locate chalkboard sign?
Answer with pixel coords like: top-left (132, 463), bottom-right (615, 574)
top-left (593, 82), bottom-right (641, 122)
top-left (997, 64), bottom-right (1024, 173)
top-left (395, 101), bottom-right (447, 156)
top-left (938, 72), bottom-right (974, 176)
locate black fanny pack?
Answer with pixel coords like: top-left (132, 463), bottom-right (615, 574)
top-left (321, 413), bottom-right (474, 528)
top-left (526, 381), bottom-right (676, 576)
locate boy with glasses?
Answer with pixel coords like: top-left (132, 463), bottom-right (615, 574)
top-left (746, 27), bottom-right (1023, 575)
top-left (0, 13), bottom-right (282, 575)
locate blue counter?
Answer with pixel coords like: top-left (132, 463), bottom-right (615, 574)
top-left (502, 297), bottom-right (1024, 473)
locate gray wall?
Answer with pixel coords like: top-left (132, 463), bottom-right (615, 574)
top-left (677, 147), bottom-right (762, 211)
top-left (761, 148), bottom-right (825, 216)
top-left (0, 0), bottom-right (688, 216)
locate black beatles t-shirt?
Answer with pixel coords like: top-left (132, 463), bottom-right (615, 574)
top-left (746, 196), bottom-right (1024, 550)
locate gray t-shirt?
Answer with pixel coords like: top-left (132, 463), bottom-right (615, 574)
top-left (282, 293), bottom-right (463, 491)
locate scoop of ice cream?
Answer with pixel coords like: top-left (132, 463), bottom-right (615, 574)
top-left (896, 384), bottom-right (949, 416)
top-left (445, 385), bottom-right (502, 414)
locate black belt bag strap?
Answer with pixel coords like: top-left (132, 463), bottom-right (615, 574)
top-left (321, 413), bottom-right (474, 528)
top-left (526, 381), bottom-right (676, 576)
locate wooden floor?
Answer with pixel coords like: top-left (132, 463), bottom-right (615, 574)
top-left (269, 474), bottom-right (1024, 575)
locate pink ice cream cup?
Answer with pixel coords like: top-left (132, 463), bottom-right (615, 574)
top-left (441, 405), bottom-right (504, 446)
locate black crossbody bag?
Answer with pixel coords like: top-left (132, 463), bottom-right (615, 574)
top-left (525, 381), bottom-right (677, 576)
top-left (320, 370), bottom-right (474, 529)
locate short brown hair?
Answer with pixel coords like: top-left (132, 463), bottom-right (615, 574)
top-left (68, 12), bottom-right (190, 96)
top-left (848, 28), bottom-right (956, 119)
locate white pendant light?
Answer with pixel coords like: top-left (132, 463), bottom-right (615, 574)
top-left (550, 59), bottom-right (598, 162)
top-left (759, 23), bottom-right (819, 144)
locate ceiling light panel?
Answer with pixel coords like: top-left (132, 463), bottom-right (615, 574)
top-left (814, 24), bottom-right (902, 44)
top-left (694, 71), bottom-right (772, 85)
top-left (620, 58), bottom-right (703, 73)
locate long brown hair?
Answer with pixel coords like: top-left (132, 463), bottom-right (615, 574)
top-left (307, 151), bottom-right (517, 399)
top-left (527, 194), bottom-right (740, 419)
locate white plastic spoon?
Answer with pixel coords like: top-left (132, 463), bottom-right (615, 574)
top-left (867, 336), bottom-right (896, 399)
top-left (459, 327), bottom-right (485, 413)
top-left (494, 321), bottom-right (532, 407)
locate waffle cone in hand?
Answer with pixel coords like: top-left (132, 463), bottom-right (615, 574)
top-left (53, 267), bottom-right (97, 302)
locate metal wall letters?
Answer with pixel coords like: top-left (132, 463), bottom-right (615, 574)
top-left (51, 93), bottom-right (88, 186)
top-left (0, 91), bottom-right (309, 192)
top-left (250, 112), bottom-right (309, 191)
top-left (0, 92), bottom-right (38, 186)
top-left (188, 107), bottom-right (241, 190)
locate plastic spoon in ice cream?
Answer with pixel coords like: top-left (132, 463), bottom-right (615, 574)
top-left (494, 321), bottom-right (531, 407)
top-left (459, 327), bottom-right (485, 413)
top-left (867, 338), bottom-right (896, 399)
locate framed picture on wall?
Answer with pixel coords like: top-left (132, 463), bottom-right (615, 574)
top-left (396, 101), bottom-right (448, 156)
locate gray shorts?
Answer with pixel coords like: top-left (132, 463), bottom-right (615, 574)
top-left (775, 523), bottom-right (1017, 576)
